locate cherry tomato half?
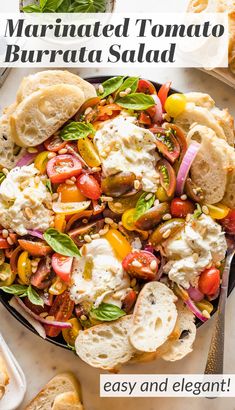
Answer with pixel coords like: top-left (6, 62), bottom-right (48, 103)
top-left (30, 258), bottom-right (53, 290)
top-left (122, 251), bottom-right (159, 281)
top-left (52, 253), bottom-right (73, 283)
top-left (44, 291), bottom-right (74, 338)
top-left (0, 237), bottom-right (11, 249)
top-left (47, 154), bottom-right (82, 184)
top-left (122, 289), bottom-right (137, 313)
top-left (18, 240), bottom-right (52, 257)
top-left (137, 79), bottom-right (157, 95)
top-left (170, 198), bottom-right (195, 218)
top-left (165, 94), bottom-right (187, 118)
top-left (105, 229), bottom-right (132, 260)
top-left (62, 317), bottom-right (82, 346)
top-left (157, 159), bottom-right (176, 197)
top-left (138, 112), bottom-right (152, 126)
top-left (17, 251), bottom-right (32, 285)
top-left (158, 82), bottom-right (172, 108)
top-left (76, 173), bottom-right (101, 200)
top-left (44, 134), bottom-right (67, 152)
top-left (57, 183), bottom-right (86, 203)
top-left (220, 209), bottom-right (235, 234)
top-left (150, 127), bottom-right (180, 164)
top-left (198, 267), bottom-right (220, 296)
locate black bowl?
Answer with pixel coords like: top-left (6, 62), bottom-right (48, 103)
top-left (0, 76), bottom-right (234, 350)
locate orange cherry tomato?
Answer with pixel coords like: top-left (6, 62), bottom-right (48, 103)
top-left (18, 240), bottom-right (52, 257)
top-left (57, 183), bottom-right (86, 203)
top-left (0, 237), bottom-right (11, 249)
top-left (198, 267), bottom-right (221, 296)
top-left (78, 97), bottom-right (101, 115)
top-left (138, 112), bottom-right (152, 125)
top-left (54, 214), bottom-right (66, 232)
top-left (170, 198), bottom-right (195, 218)
top-left (97, 103), bottom-right (122, 121)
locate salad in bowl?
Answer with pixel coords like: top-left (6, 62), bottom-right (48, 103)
top-left (0, 70), bottom-right (234, 371)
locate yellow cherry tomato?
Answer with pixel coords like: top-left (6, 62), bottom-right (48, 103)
top-left (62, 318), bottom-right (82, 346)
top-left (49, 277), bottom-right (67, 296)
top-left (165, 93), bottom-right (187, 118)
top-left (206, 203), bottom-right (230, 220)
top-left (122, 208), bottom-right (136, 231)
top-left (54, 214), bottom-right (66, 232)
top-left (52, 201), bottom-right (91, 215)
top-left (0, 263), bottom-right (16, 287)
top-left (17, 251), bottom-right (32, 285)
top-left (156, 186), bottom-right (171, 202)
top-left (57, 183), bottom-right (86, 203)
top-left (105, 229), bottom-right (132, 260)
top-left (77, 138), bottom-right (101, 168)
top-left (34, 151), bottom-right (49, 174)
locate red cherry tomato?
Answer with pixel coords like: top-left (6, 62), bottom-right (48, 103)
top-left (44, 135), bottom-right (67, 152)
top-left (138, 112), bottom-right (152, 125)
top-left (198, 267), bottom-right (221, 296)
top-left (137, 79), bottom-right (157, 95)
top-left (158, 82), bottom-right (172, 108)
top-left (122, 289), bottom-right (137, 313)
top-left (220, 209), bottom-right (235, 235)
top-left (52, 253), bottom-right (73, 283)
top-left (76, 174), bottom-right (101, 200)
top-left (170, 198), bottom-right (195, 218)
top-left (150, 127), bottom-right (181, 164)
top-left (47, 154), bottom-right (82, 184)
top-left (122, 251), bottom-right (159, 281)
top-left (0, 237), bottom-right (11, 249)
top-left (44, 291), bottom-right (74, 338)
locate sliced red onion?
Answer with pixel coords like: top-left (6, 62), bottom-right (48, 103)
top-left (15, 297), bottom-right (72, 329)
top-left (151, 94), bottom-right (163, 124)
top-left (187, 286), bottom-right (204, 302)
top-left (176, 142), bottom-right (201, 196)
top-left (144, 245), bottom-right (154, 254)
top-left (9, 297), bottom-right (46, 339)
top-left (185, 298), bottom-right (208, 322)
top-left (26, 230), bottom-right (44, 240)
top-left (15, 144), bottom-right (44, 167)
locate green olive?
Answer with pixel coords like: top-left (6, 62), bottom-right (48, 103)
top-left (108, 192), bottom-right (142, 214)
top-left (150, 218), bottom-right (185, 246)
top-left (101, 172), bottom-right (136, 197)
top-left (135, 202), bottom-right (170, 231)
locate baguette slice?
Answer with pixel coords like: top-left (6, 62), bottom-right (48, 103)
top-left (52, 392), bottom-right (83, 410)
top-left (10, 84), bottom-right (85, 147)
top-left (25, 372), bottom-right (82, 410)
top-left (162, 300), bottom-right (196, 361)
top-left (223, 149), bottom-right (235, 207)
top-left (17, 70), bottom-right (96, 103)
top-left (0, 113), bottom-right (26, 169)
top-left (130, 282), bottom-right (178, 353)
top-left (187, 125), bottom-right (230, 204)
top-left (75, 316), bottom-right (135, 371)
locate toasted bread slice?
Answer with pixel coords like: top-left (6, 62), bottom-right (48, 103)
top-left (223, 149), bottom-right (235, 207)
top-left (0, 113), bottom-right (26, 169)
top-left (0, 355), bottom-right (9, 400)
top-left (17, 70), bottom-right (96, 103)
top-left (52, 392), bottom-right (83, 410)
top-left (10, 84), bottom-right (85, 147)
top-left (75, 316), bottom-right (135, 371)
top-left (129, 282), bottom-right (178, 353)
top-left (25, 372), bottom-right (82, 410)
top-left (185, 92), bottom-right (215, 109)
top-left (162, 300), bottom-right (196, 361)
top-left (187, 125), bottom-right (230, 204)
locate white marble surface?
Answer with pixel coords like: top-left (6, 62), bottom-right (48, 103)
top-left (0, 67), bottom-right (235, 410)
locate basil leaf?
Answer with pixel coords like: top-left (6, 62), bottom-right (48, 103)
top-left (23, 4), bottom-right (42, 12)
top-left (193, 203), bottom-right (202, 219)
top-left (117, 77), bottom-right (139, 95)
top-left (0, 173), bottom-right (6, 184)
top-left (42, 0), bottom-right (64, 11)
top-left (57, 0), bottom-right (72, 11)
top-left (44, 228), bottom-right (81, 257)
top-left (116, 93), bottom-right (155, 110)
top-left (60, 122), bottom-right (95, 141)
top-left (134, 192), bottom-right (155, 221)
top-left (0, 284), bottom-right (28, 296)
top-left (40, 0), bottom-right (48, 8)
top-left (27, 285), bottom-right (44, 307)
top-left (90, 303), bottom-right (126, 322)
top-left (98, 76), bottom-right (124, 99)
top-left (72, 0), bottom-right (106, 12)
top-left (45, 179), bottom-right (53, 194)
